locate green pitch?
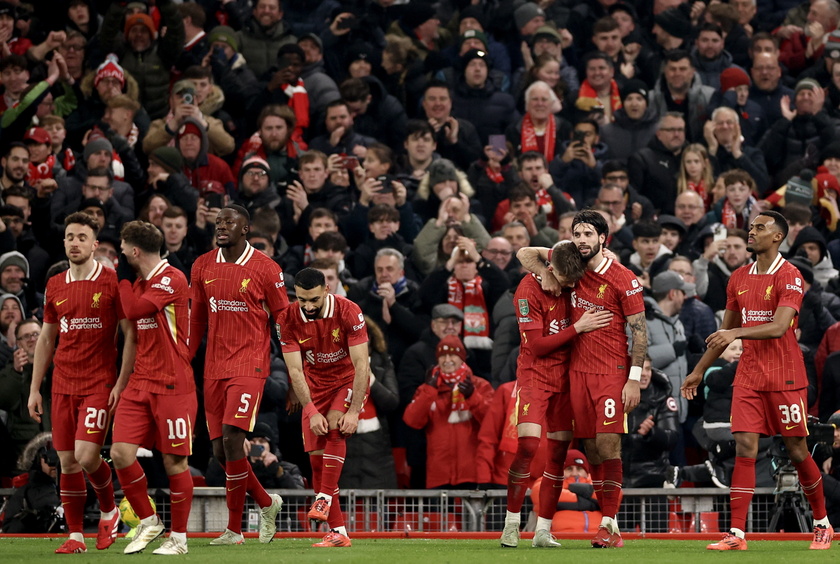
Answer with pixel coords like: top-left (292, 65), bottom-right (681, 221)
top-left (1, 538), bottom-right (837, 563)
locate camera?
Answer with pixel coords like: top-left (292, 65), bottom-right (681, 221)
top-left (249, 444), bottom-right (264, 458)
top-left (769, 417), bottom-right (835, 492)
top-left (180, 87), bottom-right (195, 105)
top-left (375, 175), bottom-right (395, 194)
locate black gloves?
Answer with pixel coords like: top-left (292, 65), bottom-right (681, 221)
top-left (458, 378), bottom-right (475, 399)
top-left (425, 367), bottom-right (439, 388)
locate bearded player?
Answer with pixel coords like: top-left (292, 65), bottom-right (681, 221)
top-left (111, 221), bottom-right (196, 555)
top-left (682, 211), bottom-right (833, 551)
top-left (190, 204), bottom-right (288, 545)
top-left (501, 241), bottom-right (612, 548)
top-left (28, 212), bottom-right (136, 554)
top-left (518, 209), bottom-right (648, 548)
top-left (278, 268), bottom-right (370, 548)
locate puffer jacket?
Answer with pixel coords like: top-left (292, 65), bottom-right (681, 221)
top-left (621, 367), bottom-right (679, 487)
top-left (237, 18), bottom-right (297, 78)
top-left (644, 296), bottom-right (688, 422)
top-left (451, 77), bottom-right (518, 144)
top-left (599, 105), bottom-right (659, 163)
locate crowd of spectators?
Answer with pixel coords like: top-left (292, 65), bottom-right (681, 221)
top-left (3, 0), bottom-right (840, 526)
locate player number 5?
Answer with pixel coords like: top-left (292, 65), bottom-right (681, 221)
top-left (237, 393), bottom-right (252, 413)
top-left (84, 407), bottom-right (107, 429)
top-left (166, 418), bottom-right (188, 440)
top-left (778, 404), bottom-right (802, 424)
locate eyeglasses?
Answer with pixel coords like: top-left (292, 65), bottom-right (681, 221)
top-left (675, 203), bottom-right (703, 210)
top-left (59, 43), bottom-right (85, 52)
top-left (484, 249), bottom-right (512, 256)
top-left (83, 184), bottom-right (111, 192)
top-left (244, 170), bottom-right (267, 178)
top-left (660, 127), bottom-right (685, 133)
top-left (19, 331), bottom-right (40, 341)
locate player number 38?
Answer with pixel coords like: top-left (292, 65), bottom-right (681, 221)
top-left (778, 403), bottom-right (802, 425)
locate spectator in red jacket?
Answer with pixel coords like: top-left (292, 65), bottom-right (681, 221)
top-left (403, 335), bottom-right (492, 488)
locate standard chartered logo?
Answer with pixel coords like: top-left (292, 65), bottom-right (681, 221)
top-left (210, 297), bottom-right (217, 313)
top-left (209, 297), bottom-right (248, 313)
top-left (60, 315), bottom-right (102, 332)
top-left (60, 316), bottom-right (68, 333)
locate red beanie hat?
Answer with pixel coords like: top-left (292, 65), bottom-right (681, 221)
top-left (95, 54), bottom-right (125, 89)
top-left (436, 335), bottom-right (466, 362)
top-left (720, 67), bottom-right (750, 93)
top-left (178, 121), bottom-right (203, 140)
top-left (564, 449), bottom-right (590, 473)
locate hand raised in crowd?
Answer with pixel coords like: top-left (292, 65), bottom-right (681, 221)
top-left (703, 120), bottom-right (719, 155)
top-left (776, 24), bottom-right (803, 39)
top-left (780, 95), bottom-right (797, 121)
top-left (425, 366), bottom-right (440, 388)
top-left (637, 414), bottom-right (655, 436)
top-left (286, 180), bottom-right (309, 214)
top-left (329, 125), bottom-right (346, 148)
top-left (34, 178), bottom-right (58, 198)
top-left (703, 238), bottom-right (726, 261)
top-left (457, 377), bottom-right (475, 399)
top-left (12, 346), bottom-right (28, 373)
top-left (358, 175), bottom-right (383, 206)
top-left (392, 180), bottom-right (407, 207)
top-left (483, 144), bottom-right (507, 170)
top-left (455, 236), bottom-right (481, 262)
top-left (329, 12), bottom-right (355, 36)
top-left (376, 280), bottom-right (396, 307)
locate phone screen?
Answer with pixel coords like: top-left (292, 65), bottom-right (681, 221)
top-left (488, 134), bottom-right (506, 154)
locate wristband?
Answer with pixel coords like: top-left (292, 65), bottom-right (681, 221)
top-left (628, 366), bottom-right (642, 382)
top-left (303, 402), bottom-right (319, 418)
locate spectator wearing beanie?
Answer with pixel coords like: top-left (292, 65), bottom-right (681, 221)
top-left (297, 33), bottom-right (340, 118)
top-left (201, 26), bottom-right (261, 129)
top-left (232, 156), bottom-right (282, 213)
top-left (789, 225), bottom-right (840, 287)
top-left (505, 2), bottom-right (546, 69)
top-left (98, 1), bottom-right (185, 120)
top-left (387, 2), bottom-right (449, 61)
top-left (176, 117), bottom-right (236, 199)
top-left (714, 67), bottom-right (766, 146)
top-left (651, 4), bottom-right (692, 53)
top-left (137, 146), bottom-right (198, 222)
top-left (600, 79), bottom-right (659, 162)
top-left (758, 77), bottom-right (838, 181)
top-left (437, 7), bottom-right (511, 76)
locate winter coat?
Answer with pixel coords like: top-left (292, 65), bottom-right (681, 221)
top-left (144, 113), bottom-right (235, 158)
top-left (621, 367), bottom-right (680, 487)
top-left (798, 281), bottom-right (838, 349)
top-left (505, 115), bottom-right (573, 160)
top-left (789, 226), bottom-right (840, 287)
top-left (341, 347), bottom-right (399, 489)
top-left (549, 141), bottom-right (609, 208)
top-left (710, 90), bottom-right (767, 147)
top-left (308, 128), bottom-right (376, 156)
top-left (703, 359), bottom-right (736, 425)
top-left (490, 289), bottom-right (519, 389)
top-left (349, 234), bottom-right (414, 281)
top-left (403, 369), bottom-right (493, 488)
top-left (627, 136), bottom-right (682, 214)
top-left (709, 144), bottom-right (770, 196)
top-left (52, 169), bottom-right (135, 236)
top-left (412, 166), bottom-right (482, 226)
top-left (758, 111), bottom-right (837, 178)
top-left (352, 76), bottom-right (408, 149)
top-left (209, 53), bottom-right (261, 129)
top-left (99, 2), bottom-right (184, 120)
top-left (237, 18), bottom-right (297, 78)
top-left (690, 49), bottom-right (743, 90)
top-left (300, 60), bottom-right (339, 117)
top-left (750, 82), bottom-right (795, 126)
top-left (692, 253), bottom-right (744, 311)
top-left (599, 106), bottom-right (659, 163)
top-left (135, 172), bottom-right (198, 223)
top-left (0, 362), bottom-right (51, 458)
top-left (451, 78), bottom-right (518, 144)
top-left (649, 73), bottom-right (715, 143)
top-left (644, 296), bottom-right (688, 422)
top-left (432, 117), bottom-right (483, 172)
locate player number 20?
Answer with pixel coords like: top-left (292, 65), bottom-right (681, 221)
top-left (604, 399), bottom-right (616, 419)
top-left (84, 407), bottom-right (107, 430)
top-left (778, 403), bottom-right (802, 424)
top-left (237, 393), bottom-right (252, 413)
top-left (166, 418), bottom-right (188, 440)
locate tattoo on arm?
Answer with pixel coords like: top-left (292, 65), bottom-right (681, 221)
top-left (516, 247), bottom-right (549, 276)
top-left (627, 312), bottom-right (648, 367)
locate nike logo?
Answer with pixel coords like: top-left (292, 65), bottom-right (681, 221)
top-left (86, 428), bottom-right (101, 434)
top-left (549, 303), bottom-right (557, 311)
top-left (234, 413), bottom-right (249, 419)
top-left (786, 424), bottom-right (798, 430)
top-left (204, 279), bottom-right (218, 284)
top-left (325, 465), bottom-right (336, 468)
top-left (170, 442), bottom-right (185, 447)
top-left (298, 337), bottom-right (312, 344)
top-left (603, 420), bottom-right (617, 426)
top-left (172, 499), bottom-right (185, 504)
top-left (227, 486), bottom-right (242, 492)
top-left (56, 299), bottom-right (68, 305)
top-left (738, 289), bottom-right (749, 295)
top-left (344, 403), bottom-right (350, 408)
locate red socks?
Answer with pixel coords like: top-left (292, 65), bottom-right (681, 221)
top-left (225, 457), bottom-right (249, 533)
top-left (506, 436), bottom-right (540, 513)
top-left (248, 465), bottom-right (272, 508)
top-left (168, 470), bottom-right (193, 534)
top-left (310, 453), bottom-right (323, 493)
top-left (538, 439), bottom-right (570, 520)
top-left (600, 458), bottom-right (623, 519)
top-left (590, 462), bottom-right (604, 507)
top-left (115, 461), bottom-right (155, 519)
top-left (59, 471), bottom-right (87, 534)
top-left (320, 430), bottom-right (346, 497)
top-left (86, 459), bottom-right (115, 513)
top-left (729, 456), bottom-right (756, 531)
top-left (794, 457), bottom-right (827, 520)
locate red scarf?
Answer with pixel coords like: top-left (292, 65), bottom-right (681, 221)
top-left (447, 274), bottom-right (492, 349)
top-left (282, 78), bottom-right (310, 150)
top-left (576, 79), bottom-right (622, 115)
top-left (687, 181), bottom-right (709, 208)
top-left (521, 113), bottom-right (556, 160)
top-left (27, 155), bottom-right (56, 184)
top-left (437, 362), bottom-right (473, 417)
top-left (721, 197), bottom-right (755, 229)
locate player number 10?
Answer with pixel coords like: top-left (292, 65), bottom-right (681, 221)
top-left (778, 403), bottom-right (802, 424)
top-left (166, 418), bottom-right (188, 440)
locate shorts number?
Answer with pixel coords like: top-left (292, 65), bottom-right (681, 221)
top-left (237, 393), bottom-right (252, 414)
top-left (344, 389), bottom-right (353, 403)
top-left (604, 399), bottom-right (616, 419)
top-left (166, 418), bottom-right (188, 440)
top-left (778, 403), bottom-right (802, 424)
top-left (84, 407), bottom-right (107, 429)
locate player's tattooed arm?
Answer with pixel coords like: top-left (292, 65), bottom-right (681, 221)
top-left (516, 246), bottom-right (551, 277)
top-left (626, 312), bottom-right (648, 368)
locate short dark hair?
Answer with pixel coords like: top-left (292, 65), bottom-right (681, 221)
top-left (663, 49), bottom-right (691, 65)
top-left (4, 142), bottom-right (27, 159)
top-left (178, 2), bottom-right (206, 27)
top-left (368, 204), bottom-right (399, 223)
top-left (312, 231), bottom-right (347, 252)
top-left (65, 211), bottom-right (101, 236)
top-left (4, 185), bottom-right (33, 201)
top-left (697, 22), bottom-right (723, 38)
top-left (310, 257), bottom-right (339, 274)
top-left (182, 65), bottom-right (212, 82)
top-left (781, 202), bottom-right (811, 225)
top-left (575, 117), bottom-right (600, 135)
top-left (750, 31), bottom-right (779, 50)
top-left (601, 160), bottom-right (628, 178)
top-left (87, 166), bottom-right (114, 185)
top-left (15, 318), bottom-right (42, 339)
top-left (162, 206), bottom-right (187, 220)
top-left (406, 119), bottom-right (434, 139)
top-left (509, 184), bottom-right (537, 204)
top-left (277, 43), bottom-right (305, 62)
top-left (0, 55), bottom-right (27, 73)
top-left (573, 209), bottom-right (609, 238)
top-left (727, 227), bottom-right (749, 243)
top-left (339, 78), bottom-right (371, 102)
top-left (258, 103), bottom-right (296, 130)
top-left (325, 99), bottom-right (348, 114)
top-left (593, 16), bottom-right (620, 35)
top-left (121, 220), bottom-right (163, 254)
top-left (759, 210), bottom-right (789, 239)
top-left (295, 267), bottom-right (326, 290)
top-left (223, 203), bottom-right (251, 223)
top-left (582, 50), bottom-right (614, 70)
top-left (424, 79), bottom-right (451, 97)
top-left (519, 151), bottom-right (547, 168)
top-left (308, 208), bottom-right (338, 227)
top-left (632, 221), bottom-right (662, 239)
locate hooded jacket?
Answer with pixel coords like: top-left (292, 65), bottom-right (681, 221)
top-left (352, 76), bottom-right (408, 149)
top-left (690, 49), bottom-right (743, 90)
top-left (176, 117), bottom-right (236, 197)
top-left (789, 226), bottom-right (840, 287)
top-left (599, 105), bottom-right (660, 162)
top-left (644, 296), bottom-right (688, 422)
top-left (451, 75), bottom-right (519, 145)
top-left (237, 17), bottom-right (297, 78)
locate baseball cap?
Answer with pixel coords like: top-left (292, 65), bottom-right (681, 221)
top-left (652, 270), bottom-right (688, 294)
top-left (431, 303), bottom-right (464, 321)
top-left (23, 127), bottom-right (51, 145)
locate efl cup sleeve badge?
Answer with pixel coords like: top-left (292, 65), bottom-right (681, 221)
top-left (518, 299), bottom-right (529, 316)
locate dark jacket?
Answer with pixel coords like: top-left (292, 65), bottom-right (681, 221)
top-left (451, 78), bottom-right (518, 144)
top-left (709, 145), bottom-right (770, 196)
top-left (599, 106), bottom-right (659, 163)
top-left (621, 367), bottom-right (680, 487)
top-left (758, 111), bottom-right (837, 179)
top-left (352, 76), bottom-right (408, 149)
top-left (505, 115), bottom-right (572, 161)
top-left (627, 136), bottom-right (682, 214)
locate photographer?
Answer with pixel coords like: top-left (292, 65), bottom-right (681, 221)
top-left (1, 433), bottom-right (62, 533)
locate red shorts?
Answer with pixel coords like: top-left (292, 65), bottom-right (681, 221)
top-left (569, 371), bottom-right (627, 438)
top-left (514, 384), bottom-right (572, 433)
top-left (731, 386), bottom-right (808, 437)
top-left (203, 377), bottom-right (265, 440)
top-left (112, 387), bottom-right (198, 456)
top-left (51, 392), bottom-right (111, 451)
top-left (302, 386), bottom-right (368, 453)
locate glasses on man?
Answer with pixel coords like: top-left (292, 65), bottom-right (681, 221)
top-left (484, 249), bottom-right (512, 257)
top-left (59, 43), bottom-right (85, 52)
top-left (19, 331), bottom-right (40, 341)
top-left (660, 127), bottom-right (685, 133)
top-left (244, 170), bottom-right (267, 178)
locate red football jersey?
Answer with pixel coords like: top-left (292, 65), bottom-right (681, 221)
top-left (569, 257), bottom-right (645, 376)
top-left (726, 254), bottom-right (808, 391)
top-left (127, 260), bottom-right (194, 395)
top-left (191, 243), bottom-right (289, 379)
top-left (515, 274), bottom-right (572, 391)
top-left (43, 262), bottom-right (123, 395)
top-left (278, 294), bottom-right (368, 397)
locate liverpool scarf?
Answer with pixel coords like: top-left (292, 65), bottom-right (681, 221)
top-left (447, 274), bottom-right (493, 349)
top-left (521, 112), bottom-right (556, 161)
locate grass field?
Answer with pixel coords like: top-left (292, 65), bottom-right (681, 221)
top-left (1, 537), bottom-right (838, 563)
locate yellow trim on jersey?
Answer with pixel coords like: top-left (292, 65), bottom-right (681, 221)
top-left (188, 414), bottom-right (193, 456)
top-left (164, 303), bottom-right (178, 343)
top-left (622, 413), bottom-right (628, 434)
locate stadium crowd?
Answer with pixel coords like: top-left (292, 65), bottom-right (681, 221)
top-left (4, 0), bottom-right (840, 533)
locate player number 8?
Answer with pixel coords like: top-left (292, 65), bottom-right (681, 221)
top-left (604, 399), bottom-right (616, 419)
top-left (778, 403), bottom-right (802, 424)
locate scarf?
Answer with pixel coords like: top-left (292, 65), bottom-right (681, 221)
top-left (61, 148), bottom-right (76, 173)
top-left (521, 112), bottom-right (556, 161)
top-left (27, 154), bottom-right (56, 185)
top-left (436, 363), bottom-right (473, 422)
top-left (447, 274), bottom-right (492, 349)
top-left (282, 78), bottom-right (310, 150)
top-left (575, 79), bottom-right (622, 115)
top-left (687, 181), bottom-right (708, 207)
top-left (371, 275), bottom-right (408, 297)
top-left (721, 196), bottom-right (756, 229)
